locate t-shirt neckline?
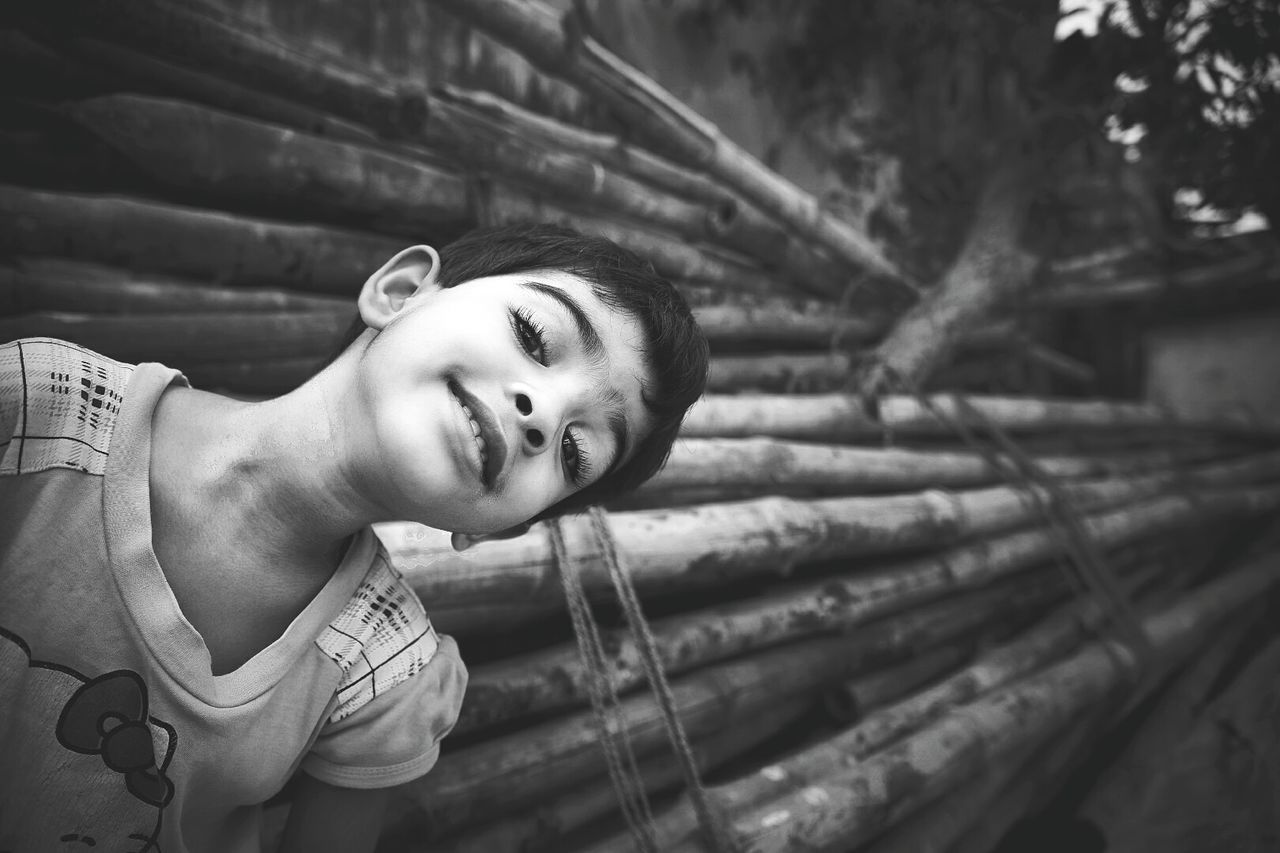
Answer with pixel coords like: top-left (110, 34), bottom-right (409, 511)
top-left (102, 363), bottom-right (372, 708)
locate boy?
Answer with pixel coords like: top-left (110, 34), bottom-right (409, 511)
top-left (0, 224), bottom-right (709, 852)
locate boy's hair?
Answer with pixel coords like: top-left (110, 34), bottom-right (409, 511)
top-left (337, 222), bottom-right (709, 519)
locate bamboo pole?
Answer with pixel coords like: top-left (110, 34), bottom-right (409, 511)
top-left (679, 392), bottom-right (1280, 442)
top-left (57, 36), bottom-right (384, 145)
top-left (42, 0), bottom-right (426, 137)
top-left (876, 393), bottom-right (1280, 439)
top-left (427, 0), bottom-right (913, 292)
top-left (393, 585), bottom-right (1028, 838)
top-left (0, 29), bottom-right (103, 96)
top-left (390, 456), bottom-right (1280, 612)
top-left (701, 561), bottom-right (1168, 824)
top-left (0, 312), bottom-right (350, 362)
top-left (422, 94), bottom-right (728, 243)
top-left (440, 84), bottom-right (856, 300)
top-left (689, 301), bottom-right (887, 350)
top-left (706, 352), bottom-right (852, 393)
top-left (454, 554), bottom-right (1067, 736)
top-left (569, 550), bottom-right (1170, 849)
top-left (621, 439), bottom-right (1223, 506)
top-left (427, 85), bottom-right (850, 294)
top-left (478, 182), bottom-right (781, 293)
top-left (821, 642), bottom-right (978, 725)
top-left (860, 710), bottom-right (1102, 853)
top-left (412, 698), bottom-right (810, 853)
top-left (1035, 250), bottom-right (1280, 307)
top-left (701, 325), bottom-right (1050, 392)
top-left (0, 185), bottom-right (403, 294)
top-left (572, 636), bottom-right (1012, 853)
top-left (715, 341), bottom-right (1077, 392)
top-left (564, 578), bottom-right (1064, 853)
top-left (448, 480), bottom-right (1279, 734)
top-left (1, 257), bottom-right (351, 315)
top-left (434, 83), bottom-right (735, 210)
top-left (948, 609), bottom-right (1259, 853)
top-left (698, 550), bottom-right (1280, 853)
top-left (62, 95), bottom-right (474, 236)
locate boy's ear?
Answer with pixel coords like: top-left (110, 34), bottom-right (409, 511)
top-left (357, 245), bottom-right (442, 331)
top-left (450, 522), bottom-right (534, 552)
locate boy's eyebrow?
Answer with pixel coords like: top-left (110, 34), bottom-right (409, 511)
top-left (519, 280), bottom-right (605, 362)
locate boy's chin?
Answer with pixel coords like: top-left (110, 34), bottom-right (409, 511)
top-left (450, 522), bottom-right (533, 552)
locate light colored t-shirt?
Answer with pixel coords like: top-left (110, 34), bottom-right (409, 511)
top-left (0, 338), bottom-right (467, 853)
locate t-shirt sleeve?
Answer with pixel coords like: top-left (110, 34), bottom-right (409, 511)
top-left (303, 549), bottom-right (468, 789)
top-left (301, 632), bottom-right (467, 789)
top-left (0, 338), bottom-right (135, 477)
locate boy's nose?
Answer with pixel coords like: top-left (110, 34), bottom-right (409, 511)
top-left (514, 389), bottom-right (567, 456)
top-left (515, 392), bottom-right (547, 449)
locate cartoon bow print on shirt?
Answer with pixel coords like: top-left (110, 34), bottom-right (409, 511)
top-left (55, 670), bottom-right (175, 808)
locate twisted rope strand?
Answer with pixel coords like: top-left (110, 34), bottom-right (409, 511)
top-left (549, 518), bottom-right (659, 852)
top-left (587, 507), bottom-right (740, 853)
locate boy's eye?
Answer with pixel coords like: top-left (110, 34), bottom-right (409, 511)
top-left (512, 308), bottom-right (549, 365)
top-left (562, 430), bottom-right (591, 487)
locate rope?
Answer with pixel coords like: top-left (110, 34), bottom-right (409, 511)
top-left (549, 518), bottom-right (659, 852)
top-left (586, 507), bottom-right (739, 853)
top-left (550, 511), bottom-right (738, 852)
top-left (871, 368), bottom-right (1156, 679)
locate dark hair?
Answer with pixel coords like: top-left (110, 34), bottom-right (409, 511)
top-left (336, 222), bottom-right (709, 519)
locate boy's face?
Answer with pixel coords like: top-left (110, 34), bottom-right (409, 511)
top-left (349, 251), bottom-right (654, 535)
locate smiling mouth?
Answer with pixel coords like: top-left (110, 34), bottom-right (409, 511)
top-left (448, 380), bottom-right (505, 488)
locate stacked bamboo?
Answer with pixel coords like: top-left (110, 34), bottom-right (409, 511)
top-left (4, 2), bottom-right (1278, 852)
top-left (373, 423), bottom-right (1280, 851)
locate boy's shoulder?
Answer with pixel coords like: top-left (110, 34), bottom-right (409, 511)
top-left (0, 338), bottom-right (134, 478)
top-left (315, 540), bottom-right (445, 723)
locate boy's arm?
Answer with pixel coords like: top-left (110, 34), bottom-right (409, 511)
top-left (277, 775), bottom-right (389, 853)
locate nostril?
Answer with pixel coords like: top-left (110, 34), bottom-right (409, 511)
top-left (516, 393), bottom-right (532, 415)
top-left (527, 427), bottom-right (544, 448)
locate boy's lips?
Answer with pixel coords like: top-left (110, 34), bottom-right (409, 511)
top-left (448, 380), bottom-right (507, 488)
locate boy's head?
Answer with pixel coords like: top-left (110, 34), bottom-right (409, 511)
top-left (341, 223), bottom-right (708, 542)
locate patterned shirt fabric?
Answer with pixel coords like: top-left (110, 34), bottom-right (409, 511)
top-left (0, 338), bottom-right (467, 853)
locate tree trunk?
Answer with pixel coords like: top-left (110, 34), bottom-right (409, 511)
top-left (859, 161), bottom-right (1040, 392)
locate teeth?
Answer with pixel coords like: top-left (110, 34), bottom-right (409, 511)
top-left (456, 394), bottom-right (489, 471)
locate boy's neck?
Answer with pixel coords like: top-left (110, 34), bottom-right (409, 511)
top-left (148, 375), bottom-right (378, 574)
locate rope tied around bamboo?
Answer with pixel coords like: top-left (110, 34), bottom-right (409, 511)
top-left (863, 366), bottom-right (1156, 683)
top-left (549, 507), bottom-right (739, 853)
